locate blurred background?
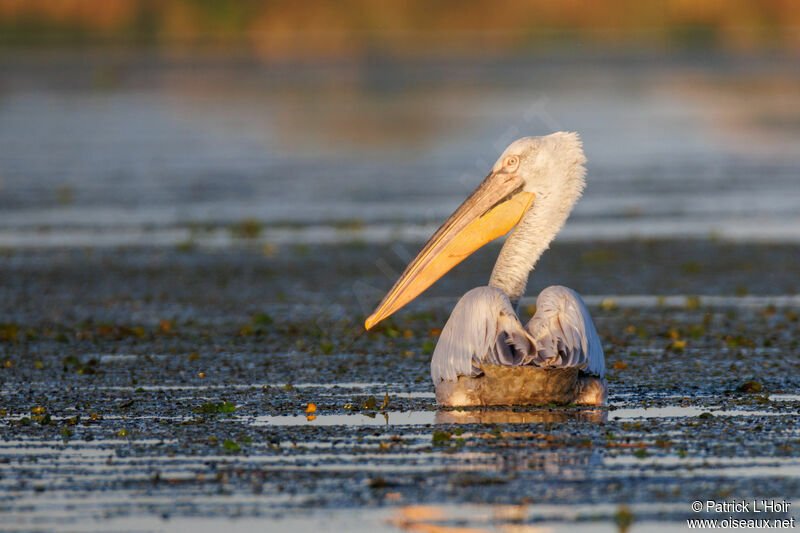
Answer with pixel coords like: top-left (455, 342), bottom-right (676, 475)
top-left (0, 0), bottom-right (799, 249)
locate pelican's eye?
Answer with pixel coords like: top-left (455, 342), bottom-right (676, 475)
top-left (504, 156), bottom-right (519, 169)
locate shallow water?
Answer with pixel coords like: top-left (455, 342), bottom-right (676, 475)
top-left (1, 241), bottom-right (799, 531)
top-left (2, 392), bottom-right (799, 531)
top-left (2, 52), bottom-right (800, 531)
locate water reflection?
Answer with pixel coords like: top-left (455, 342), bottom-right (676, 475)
top-left (252, 408), bottom-right (606, 427)
top-left (389, 505), bottom-right (543, 533)
top-left (435, 409), bottom-right (607, 425)
top-left (386, 503), bottom-right (703, 533)
top-left (251, 402), bottom-right (791, 427)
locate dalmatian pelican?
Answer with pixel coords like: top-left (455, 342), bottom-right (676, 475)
top-left (365, 132), bottom-right (606, 406)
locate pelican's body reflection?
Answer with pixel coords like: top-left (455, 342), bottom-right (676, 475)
top-left (434, 408), bottom-right (607, 425)
top-left (387, 409), bottom-right (607, 532)
top-left (435, 408), bottom-right (607, 477)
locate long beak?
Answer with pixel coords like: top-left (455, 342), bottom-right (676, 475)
top-left (365, 172), bottom-right (534, 330)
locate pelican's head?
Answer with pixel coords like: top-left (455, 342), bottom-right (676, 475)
top-left (491, 132), bottom-right (587, 200)
top-left (365, 132), bottom-right (586, 330)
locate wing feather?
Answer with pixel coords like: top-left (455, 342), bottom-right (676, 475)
top-left (430, 285), bottom-right (604, 383)
top-left (525, 285), bottom-right (605, 377)
top-left (431, 286), bottom-right (533, 383)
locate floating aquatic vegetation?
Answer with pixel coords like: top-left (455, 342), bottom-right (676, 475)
top-left (320, 341), bottom-right (335, 354)
top-left (367, 477), bottom-right (395, 489)
top-left (735, 285), bottom-right (749, 296)
top-left (222, 439), bottom-right (241, 452)
top-left (725, 335), bottom-right (755, 348)
top-left (252, 313), bottom-right (274, 326)
top-left (738, 380), bottom-right (763, 393)
top-left (196, 402), bottom-right (236, 415)
top-left (62, 355), bottom-right (100, 375)
top-left (431, 430), bottom-right (451, 445)
top-left (334, 218), bottom-right (365, 231)
top-left (614, 505), bottom-right (634, 533)
top-left (680, 261), bottom-right (702, 275)
top-left (230, 218), bottom-right (263, 239)
top-left (669, 340), bottom-right (686, 352)
top-left (581, 248), bottom-right (619, 265)
top-left (362, 396), bottom-right (377, 410)
top-left (685, 296), bottom-right (702, 309)
top-left (0, 323), bottom-right (19, 343)
top-left (600, 298), bottom-right (617, 311)
top-left (688, 324), bottom-right (705, 339)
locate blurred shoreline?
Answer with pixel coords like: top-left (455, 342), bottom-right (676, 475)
top-left (3, 48), bottom-right (800, 87)
top-left (2, 0), bottom-right (800, 56)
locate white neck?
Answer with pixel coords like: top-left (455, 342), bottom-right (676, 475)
top-left (488, 169), bottom-right (585, 306)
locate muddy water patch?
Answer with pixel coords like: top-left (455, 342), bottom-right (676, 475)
top-left (609, 405), bottom-right (790, 420)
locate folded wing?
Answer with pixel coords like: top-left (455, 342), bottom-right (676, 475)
top-left (525, 285), bottom-right (605, 377)
top-left (430, 285), bottom-right (604, 384)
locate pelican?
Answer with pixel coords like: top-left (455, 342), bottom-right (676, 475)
top-left (365, 132), bottom-right (605, 406)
